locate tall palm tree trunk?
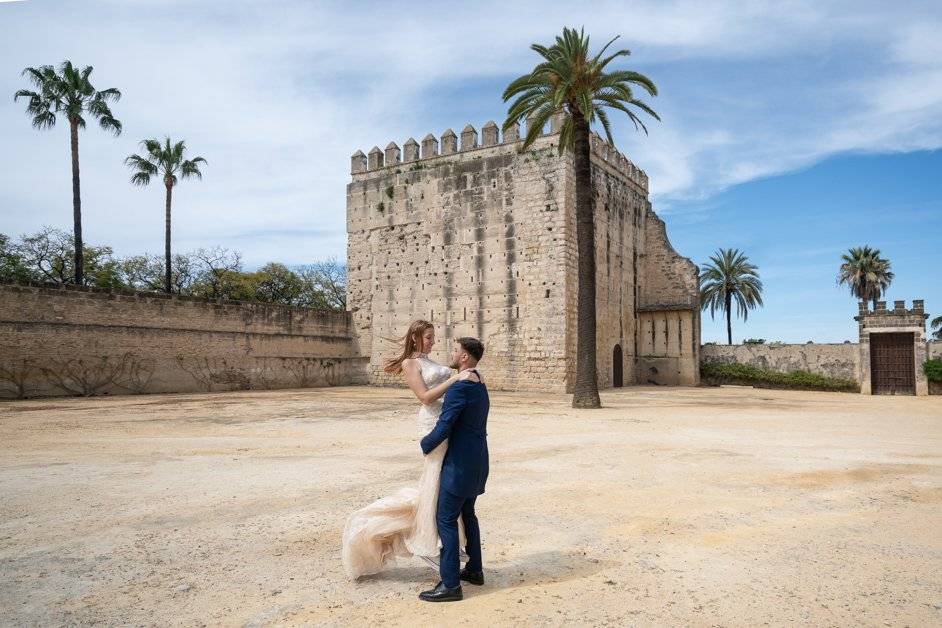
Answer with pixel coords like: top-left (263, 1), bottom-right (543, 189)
top-left (725, 291), bottom-right (733, 345)
top-left (164, 182), bottom-right (173, 293)
top-left (69, 117), bottom-right (84, 286)
top-left (571, 111), bottom-right (601, 408)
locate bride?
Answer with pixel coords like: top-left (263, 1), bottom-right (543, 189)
top-left (341, 319), bottom-right (478, 579)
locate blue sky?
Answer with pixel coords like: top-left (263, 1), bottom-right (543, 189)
top-left (674, 150), bottom-right (941, 343)
top-left (0, 1), bottom-right (939, 342)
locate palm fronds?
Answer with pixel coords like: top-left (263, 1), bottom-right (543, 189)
top-left (699, 248), bottom-right (764, 344)
top-left (837, 246), bottom-right (893, 306)
top-left (124, 137), bottom-right (207, 187)
top-left (501, 26), bottom-right (659, 154)
top-left (15, 61), bottom-right (122, 134)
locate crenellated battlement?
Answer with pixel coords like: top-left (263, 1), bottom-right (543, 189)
top-left (346, 109), bottom-right (700, 393)
top-left (350, 111), bottom-right (648, 191)
top-left (856, 299), bottom-right (926, 317)
top-left (589, 132), bottom-right (649, 191)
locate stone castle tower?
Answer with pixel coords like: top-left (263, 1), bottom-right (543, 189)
top-left (346, 116), bottom-right (700, 392)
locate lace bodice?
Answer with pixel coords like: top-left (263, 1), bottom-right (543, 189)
top-left (415, 355), bottom-right (452, 435)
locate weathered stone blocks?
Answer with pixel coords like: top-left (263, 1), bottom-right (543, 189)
top-left (347, 118), bottom-right (696, 391)
top-left (0, 282), bottom-right (366, 398)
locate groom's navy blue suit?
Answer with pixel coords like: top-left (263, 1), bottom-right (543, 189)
top-left (420, 372), bottom-right (489, 589)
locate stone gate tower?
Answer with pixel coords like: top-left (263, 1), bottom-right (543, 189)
top-left (346, 117), bottom-right (700, 392)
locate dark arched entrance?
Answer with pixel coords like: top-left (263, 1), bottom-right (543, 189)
top-left (613, 344), bottom-right (623, 388)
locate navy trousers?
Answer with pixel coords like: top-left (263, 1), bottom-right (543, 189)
top-left (436, 489), bottom-right (482, 589)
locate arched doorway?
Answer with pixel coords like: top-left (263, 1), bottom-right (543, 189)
top-left (613, 344), bottom-right (623, 388)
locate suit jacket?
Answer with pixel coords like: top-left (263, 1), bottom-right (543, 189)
top-left (420, 375), bottom-right (490, 498)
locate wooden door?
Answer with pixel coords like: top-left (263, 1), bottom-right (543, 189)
top-left (870, 332), bottom-right (915, 395)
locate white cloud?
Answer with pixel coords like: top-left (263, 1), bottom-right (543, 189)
top-left (1, 0), bottom-right (940, 266)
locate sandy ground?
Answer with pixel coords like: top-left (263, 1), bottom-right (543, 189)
top-left (0, 385), bottom-right (940, 627)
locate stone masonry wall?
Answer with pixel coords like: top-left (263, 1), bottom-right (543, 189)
top-left (347, 123), bottom-right (574, 392)
top-left (855, 299), bottom-right (930, 395)
top-left (928, 341), bottom-right (942, 360)
top-left (701, 343), bottom-right (860, 382)
top-left (0, 282), bottom-right (365, 399)
top-left (346, 118), bottom-right (696, 392)
top-left (702, 332), bottom-right (941, 394)
top-left (582, 134), bottom-right (649, 389)
top-left (637, 210), bottom-right (699, 313)
top-left (637, 310), bottom-right (700, 385)
top-left (634, 199), bottom-right (701, 386)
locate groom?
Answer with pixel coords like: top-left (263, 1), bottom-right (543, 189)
top-left (418, 337), bottom-right (489, 602)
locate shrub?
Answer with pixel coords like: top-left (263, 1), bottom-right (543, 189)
top-left (700, 361), bottom-right (858, 392)
top-left (923, 358), bottom-right (942, 383)
top-left (743, 338), bottom-right (765, 345)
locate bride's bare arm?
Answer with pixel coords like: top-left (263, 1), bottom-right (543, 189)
top-left (402, 359), bottom-right (477, 405)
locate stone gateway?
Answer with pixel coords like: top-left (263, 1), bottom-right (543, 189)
top-left (346, 118), bottom-right (700, 393)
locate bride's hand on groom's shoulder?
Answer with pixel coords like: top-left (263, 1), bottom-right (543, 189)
top-left (457, 370), bottom-right (481, 384)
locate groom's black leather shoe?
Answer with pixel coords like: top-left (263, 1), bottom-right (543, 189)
top-left (460, 567), bottom-right (484, 586)
top-left (419, 582), bottom-right (463, 602)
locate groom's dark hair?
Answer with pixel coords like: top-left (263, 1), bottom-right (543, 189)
top-left (456, 337), bottom-right (484, 362)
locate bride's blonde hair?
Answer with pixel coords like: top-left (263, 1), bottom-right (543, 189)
top-left (384, 319), bottom-right (433, 375)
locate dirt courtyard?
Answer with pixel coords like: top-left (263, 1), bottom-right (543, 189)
top-left (1, 386), bottom-right (940, 626)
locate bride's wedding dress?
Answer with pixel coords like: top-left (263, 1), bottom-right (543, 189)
top-left (341, 354), bottom-right (466, 579)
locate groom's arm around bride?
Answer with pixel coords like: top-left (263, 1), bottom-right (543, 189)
top-left (418, 337), bottom-right (489, 602)
top-left (419, 381), bottom-right (467, 455)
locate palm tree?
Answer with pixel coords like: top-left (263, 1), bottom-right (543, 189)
top-left (699, 248), bottom-right (764, 345)
top-left (837, 246), bottom-right (893, 309)
top-left (14, 61), bottom-right (121, 286)
top-left (929, 315), bottom-right (942, 341)
top-left (125, 138), bottom-right (207, 293)
top-left (502, 27), bottom-right (659, 409)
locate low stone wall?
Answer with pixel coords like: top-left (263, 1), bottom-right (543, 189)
top-left (0, 282), bottom-right (367, 399)
top-left (700, 343), bottom-right (860, 382)
top-left (702, 341), bottom-right (942, 394)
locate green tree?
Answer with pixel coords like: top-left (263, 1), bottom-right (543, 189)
top-left (122, 252), bottom-right (195, 294)
top-left (15, 226), bottom-right (122, 288)
top-left (0, 234), bottom-right (32, 283)
top-left (188, 246), bottom-right (242, 299)
top-left (125, 137), bottom-right (207, 293)
top-left (254, 263), bottom-right (304, 305)
top-left (699, 248), bottom-right (764, 345)
top-left (217, 270), bottom-right (261, 302)
top-left (297, 258), bottom-right (347, 310)
top-left (14, 61), bottom-right (122, 285)
top-left (837, 245), bottom-right (893, 309)
top-left (502, 27), bottom-right (659, 408)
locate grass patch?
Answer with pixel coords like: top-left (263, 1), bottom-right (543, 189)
top-left (700, 361), bottom-right (859, 392)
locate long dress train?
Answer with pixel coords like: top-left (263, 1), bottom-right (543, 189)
top-left (341, 355), bottom-right (466, 579)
